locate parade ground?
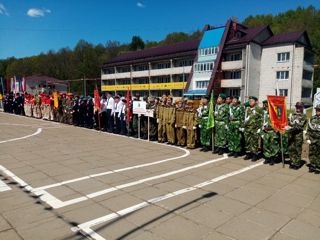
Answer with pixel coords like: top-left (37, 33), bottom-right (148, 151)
top-left (0, 112), bottom-right (319, 240)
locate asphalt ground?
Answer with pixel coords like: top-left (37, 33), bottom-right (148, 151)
top-left (0, 112), bottom-right (319, 240)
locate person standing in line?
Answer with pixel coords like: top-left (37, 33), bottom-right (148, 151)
top-left (157, 95), bottom-right (167, 142)
top-left (183, 100), bottom-right (198, 149)
top-left (175, 99), bottom-right (185, 146)
top-left (164, 96), bottom-right (176, 144)
top-left (198, 96), bottom-right (211, 152)
top-left (285, 102), bottom-right (307, 169)
top-left (214, 93), bottom-right (229, 155)
top-left (105, 92), bottom-right (115, 132)
top-left (306, 104), bottom-right (320, 173)
top-left (114, 95), bottom-right (122, 134)
top-left (119, 98), bottom-right (127, 135)
top-left (243, 96), bottom-right (263, 161)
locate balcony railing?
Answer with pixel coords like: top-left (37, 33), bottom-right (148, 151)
top-left (221, 60), bottom-right (243, 71)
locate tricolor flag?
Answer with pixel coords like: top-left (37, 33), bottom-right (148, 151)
top-left (267, 96), bottom-right (288, 133)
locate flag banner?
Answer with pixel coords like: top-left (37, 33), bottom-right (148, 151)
top-left (207, 92), bottom-right (214, 129)
top-left (10, 78), bottom-right (15, 92)
top-left (0, 77), bottom-right (5, 94)
top-left (53, 91), bottom-right (59, 108)
top-left (22, 77), bottom-right (26, 92)
top-left (126, 87), bottom-right (132, 123)
top-left (94, 85), bottom-right (101, 112)
top-left (6, 79), bottom-right (10, 93)
top-left (267, 96), bottom-right (288, 133)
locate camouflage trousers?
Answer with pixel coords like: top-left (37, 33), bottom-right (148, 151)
top-left (176, 127), bottom-right (185, 146)
top-left (228, 122), bottom-right (242, 153)
top-left (158, 120), bottom-right (166, 142)
top-left (214, 121), bottom-right (227, 148)
top-left (149, 118), bottom-right (158, 140)
top-left (186, 129), bottom-right (196, 149)
top-left (166, 123), bottom-right (175, 144)
top-left (261, 130), bottom-right (280, 159)
top-left (288, 131), bottom-right (303, 166)
top-left (244, 127), bottom-right (260, 153)
top-left (200, 119), bottom-right (211, 147)
top-left (308, 133), bottom-right (320, 169)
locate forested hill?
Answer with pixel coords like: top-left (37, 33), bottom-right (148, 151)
top-left (0, 5), bottom-right (319, 89)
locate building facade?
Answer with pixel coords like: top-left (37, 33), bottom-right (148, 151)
top-left (101, 19), bottom-right (314, 108)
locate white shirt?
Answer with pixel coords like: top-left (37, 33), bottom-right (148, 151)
top-left (106, 97), bottom-right (114, 110)
top-left (100, 99), bottom-right (107, 112)
top-left (114, 101), bottom-right (123, 113)
top-left (120, 103), bottom-right (126, 120)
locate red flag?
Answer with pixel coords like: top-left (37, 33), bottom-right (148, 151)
top-left (126, 87), bottom-right (132, 123)
top-left (94, 85), bottom-right (101, 112)
top-left (267, 96), bottom-right (288, 133)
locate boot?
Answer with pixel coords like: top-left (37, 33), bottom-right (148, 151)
top-left (308, 165), bottom-right (315, 173)
top-left (244, 153), bottom-right (252, 160)
top-left (213, 147), bottom-right (219, 154)
top-left (218, 148), bottom-right (224, 155)
top-left (252, 154), bottom-right (258, 162)
top-left (233, 152), bottom-right (239, 158)
top-left (269, 157), bottom-right (274, 166)
top-left (263, 158), bottom-right (269, 164)
top-left (203, 146), bottom-right (209, 152)
top-left (228, 152), bottom-right (234, 157)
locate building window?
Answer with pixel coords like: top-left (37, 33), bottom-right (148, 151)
top-left (277, 52), bottom-right (290, 62)
top-left (224, 52), bottom-right (242, 61)
top-left (194, 62), bottom-right (214, 72)
top-left (302, 88), bottom-right (312, 98)
top-left (278, 89), bottom-right (288, 96)
top-left (198, 47), bottom-right (219, 56)
top-left (196, 81), bottom-right (209, 89)
top-left (276, 71), bottom-right (289, 80)
top-left (223, 71), bottom-right (241, 79)
top-left (303, 70), bottom-right (313, 81)
top-left (229, 88), bottom-right (240, 97)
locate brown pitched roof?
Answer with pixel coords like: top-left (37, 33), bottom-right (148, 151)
top-left (262, 31), bottom-right (305, 45)
top-left (103, 40), bottom-right (200, 67)
top-left (226, 25), bottom-right (269, 45)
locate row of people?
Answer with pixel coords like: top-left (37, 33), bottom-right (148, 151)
top-left (3, 91), bottom-right (320, 173)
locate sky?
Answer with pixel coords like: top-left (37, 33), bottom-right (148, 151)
top-left (0, 0), bottom-right (320, 60)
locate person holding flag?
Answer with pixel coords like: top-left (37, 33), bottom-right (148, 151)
top-left (260, 100), bottom-right (280, 165)
top-left (306, 104), bottom-right (320, 173)
top-left (228, 96), bottom-right (244, 158)
top-left (285, 102), bottom-right (307, 169)
top-left (198, 96), bottom-right (211, 152)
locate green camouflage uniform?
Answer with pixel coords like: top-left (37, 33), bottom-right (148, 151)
top-left (260, 110), bottom-right (280, 159)
top-left (199, 104), bottom-right (211, 147)
top-left (287, 112), bottom-right (307, 166)
top-left (214, 103), bottom-right (229, 148)
top-left (66, 98), bottom-right (73, 124)
top-left (228, 104), bottom-right (244, 153)
top-left (244, 106), bottom-right (263, 154)
top-left (306, 115), bottom-right (320, 170)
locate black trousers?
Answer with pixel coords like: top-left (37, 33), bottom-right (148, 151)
top-left (100, 112), bottom-right (106, 130)
top-left (120, 113), bottom-right (127, 135)
top-left (115, 112), bottom-right (121, 133)
top-left (106, 109), bottom-right (114, 132)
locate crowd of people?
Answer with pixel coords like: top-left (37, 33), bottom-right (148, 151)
top-left (2, 91), bottom-right (320, 173)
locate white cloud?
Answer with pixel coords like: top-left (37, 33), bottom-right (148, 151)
top-left (27, 8), bottom-right (51, 17)
top-left (0, 3), bottom-right (9, 16)
top-left (136, 2), bottom-right (146, 8)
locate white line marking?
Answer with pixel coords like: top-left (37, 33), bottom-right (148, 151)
top-left (72, 161), bottom-right (264, 240)
top-left (0, 179), bottom-right (11, 192)
top-left (36, 155), bottom-right (229, 209)
top-left (0, 128), bottom-right (42, 144)
top-left (35, 144), bottom-right (190, 191)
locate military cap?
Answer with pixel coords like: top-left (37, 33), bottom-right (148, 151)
top-left (175, 98), bottom-right (183, 103)
top-left (249, 96), bottom-right (258, 101)
top-left (203, 95), bottom-right (210, 100)
top-left (114, 95), bottom-right (120, 99)
top-left (295, 102), bottom-right (304, 108)
top-left (314, 104), bottom-right (320, 110)
top-left (218, 93), bottom-right (226, 99)
top-left (167, 95), bottom-right (173, 100)
top-left (232, 96), bottom-right (239, 100)
top-left (262, 100), bottom-right (268, 104)
top-left (122, 99), bottom-right (127, 103)
top-left (187, 99), bottom-right (194, 104)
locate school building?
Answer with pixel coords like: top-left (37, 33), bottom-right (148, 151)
top-left (101, 19), bottom-right (315, 108)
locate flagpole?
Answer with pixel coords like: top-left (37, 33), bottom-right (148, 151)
top-left (280, 133), bottom-right (285, 168)
top-left (211, 91), bottom-right (215, 153)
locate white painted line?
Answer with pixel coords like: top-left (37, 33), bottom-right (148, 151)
top-left (35, 145), bottom-right (190, 191)
top-left (0, 128), bottom-right (42, 144)
top-left (37, 154), bottom-right (229, 209)
top-left (0, 165), bottom-right (63, 207)
top-left (73, 161), bottom-right (264, 240)
top-left (0, 179), bottom-right (11, 192)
